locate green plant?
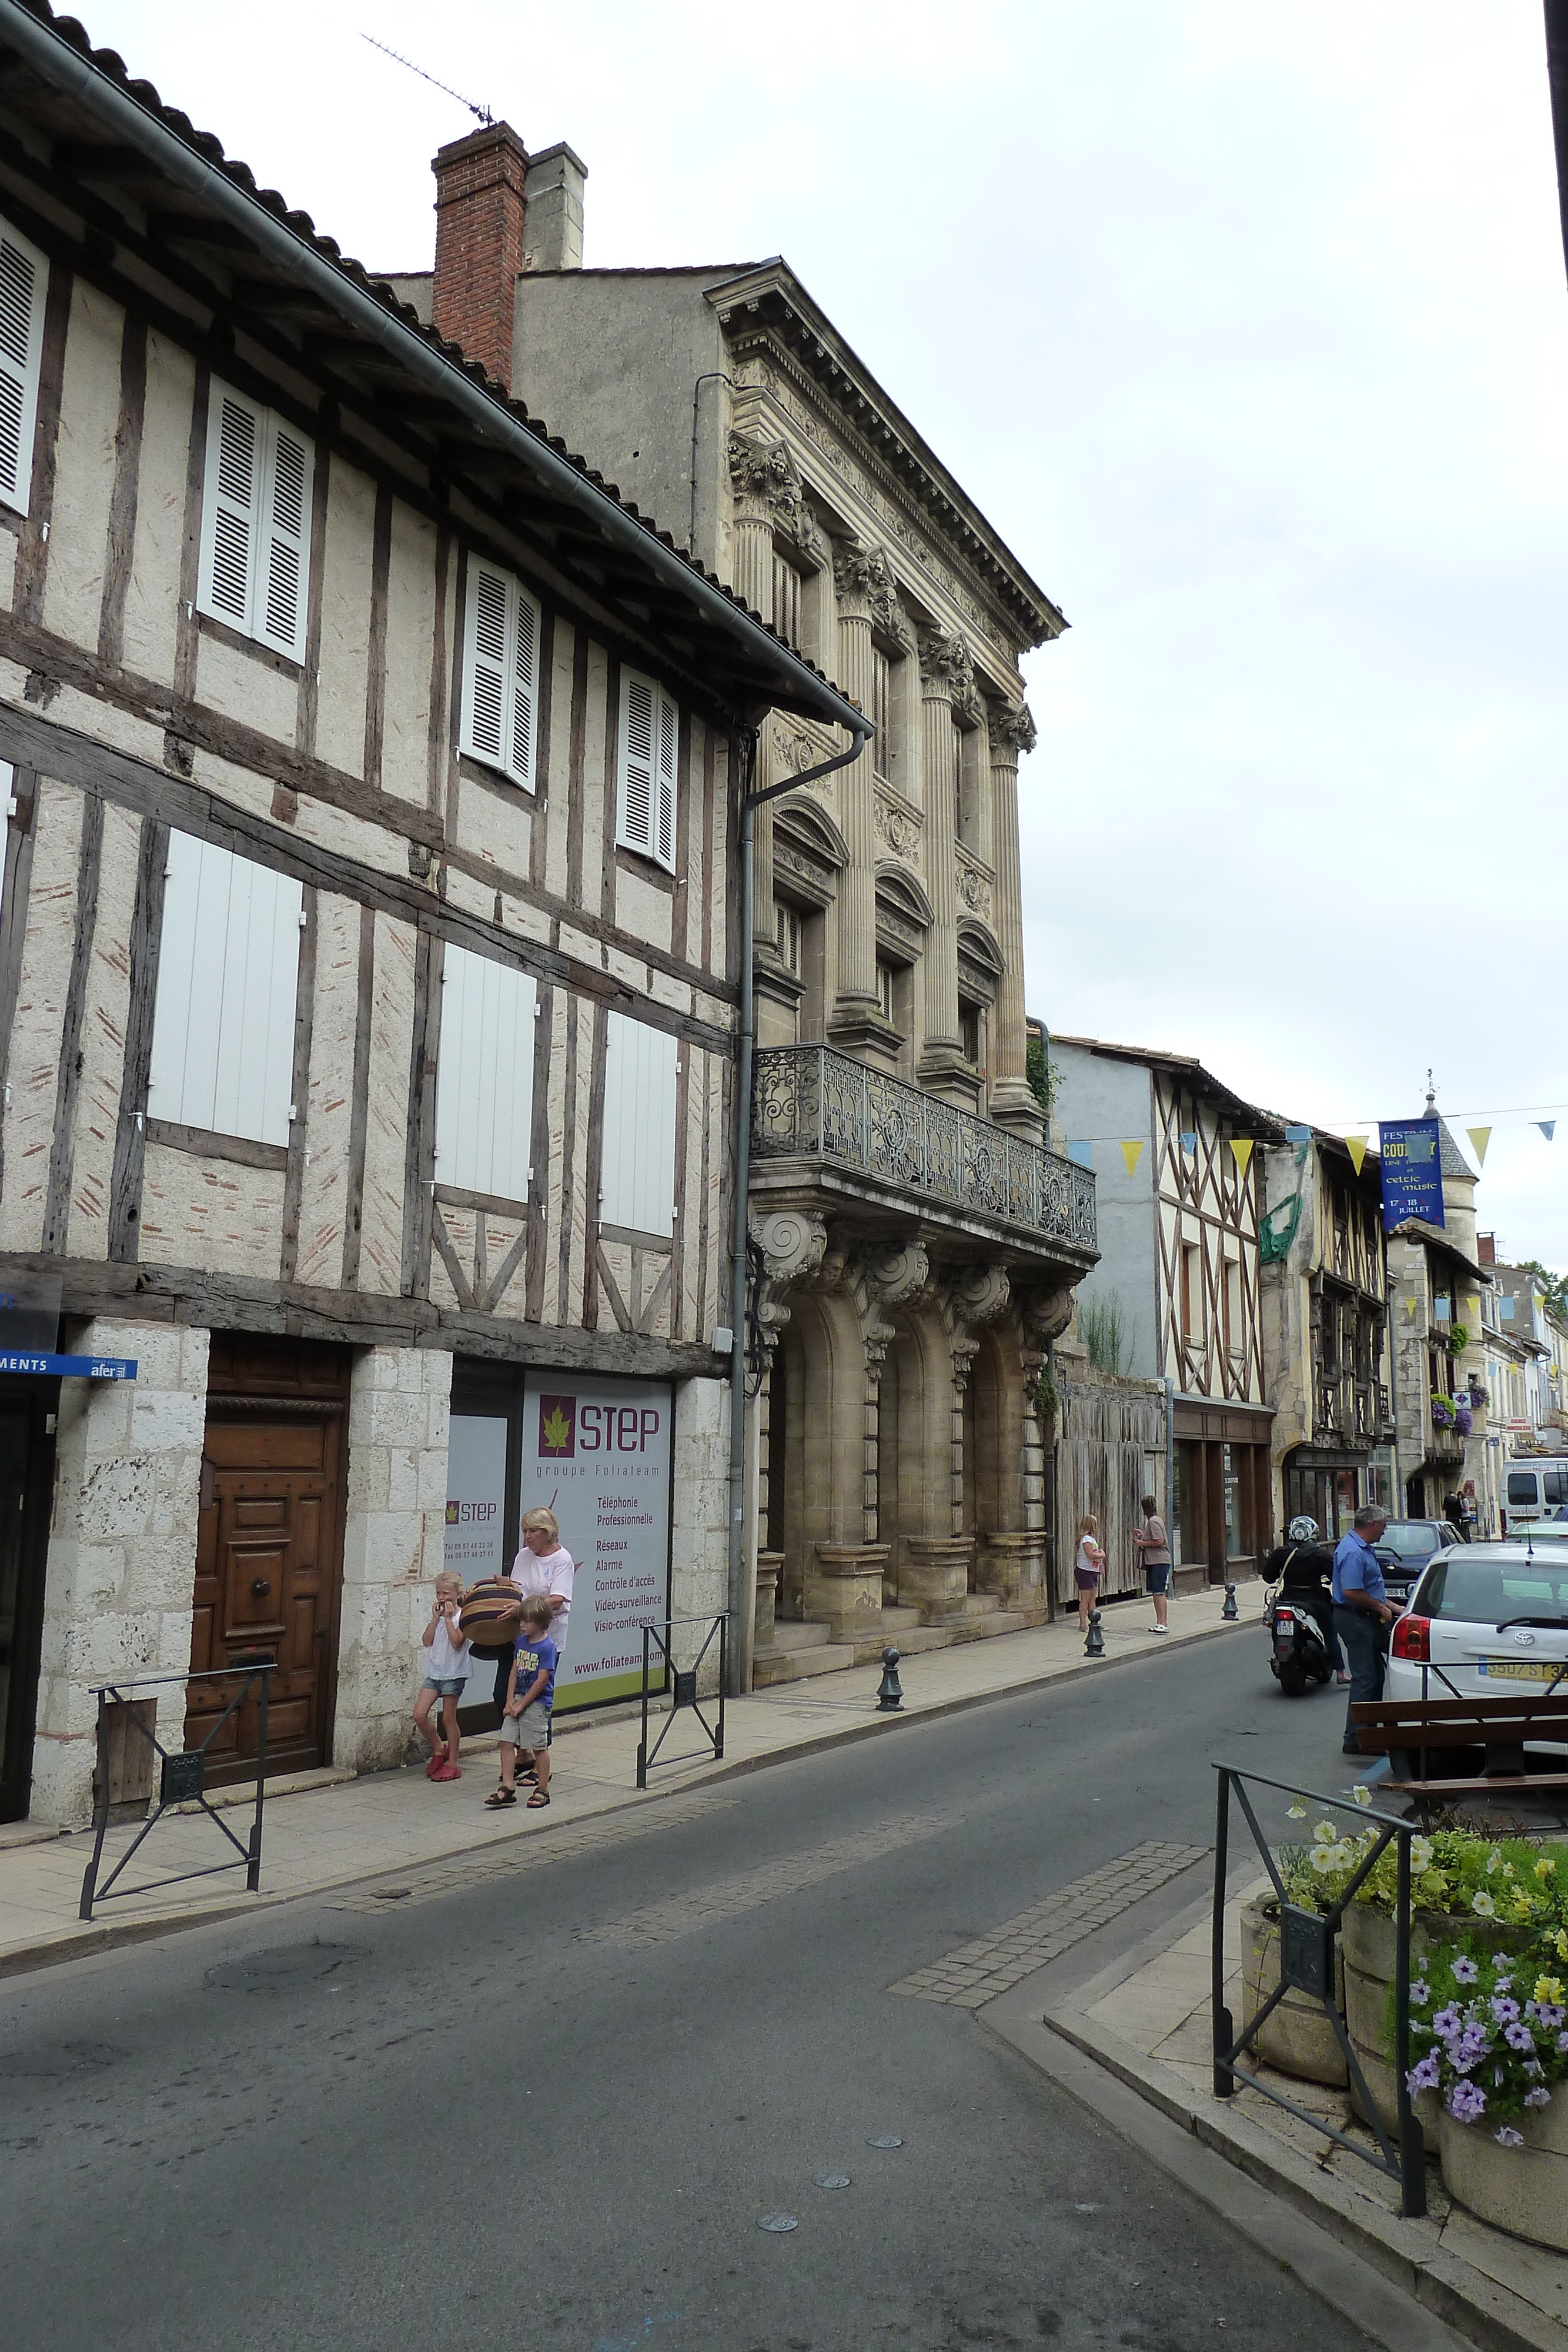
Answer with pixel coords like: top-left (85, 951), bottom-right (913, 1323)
top-left (1448, 1324), bottom-right (1470, 1355)
top-left (1025, 1032), bottom-right (1057, 1114)
top-left (1079, 1289), bottom-right (1133, 1376)
top-left (1031, 1363), bottom-right (1059, 1432)
top-left (1406, 1938), bottom-right (1568, 2134)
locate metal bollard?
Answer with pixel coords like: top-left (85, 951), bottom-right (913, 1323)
top-left (1222, 1582), bottom-right (1239, 1621)
top-left (1084, 1608), bottom-right (1105, 1659)
top-left (875, 1648), bottom-right (903, 1712)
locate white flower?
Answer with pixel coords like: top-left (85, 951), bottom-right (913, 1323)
top-left (1313, 1820), bottom-right (1338, 1845)
top-left (1472, 1891), bottom-right (1497, 1918)
top-left (1352, 1785), bottom-right (1372, 1807)
top-left (1486, 1851), bottom-right (1502, 1875)
top-left (1410, 1838), bottom-right (1434, 1876)
top-left (1310, 1845), bottom-right (1342, 1875)
top-left (1287, 1798), bottom-right (1308, 1821)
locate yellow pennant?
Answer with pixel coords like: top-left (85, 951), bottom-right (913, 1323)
top-left (1345, 1135), bottom-right (1369, 1175)
top-left (1230, 1137), bottom-right (1254, 1179)
top-left (1466, 1126), bottom-right (1491, 1167)
top-left (1119, 1138), bottom-right (1144, 1177)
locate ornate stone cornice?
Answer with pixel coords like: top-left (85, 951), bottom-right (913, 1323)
top-left (918, 629), bottom-right (985, 730)
top-left (988, 700), bottom-right (1038, 757)
top-left (727, 430), bottom-right (826, 567)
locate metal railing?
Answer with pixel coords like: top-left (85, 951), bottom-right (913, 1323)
top-left (752, 1042), bottom-right (1096, 1252)
top-left (1212, 1763), bottom-right (1426, 2217)
top-left (79, 1663), bottom-right (273, 1920)
top-left (636, 1613), bottom-right (727, 1789)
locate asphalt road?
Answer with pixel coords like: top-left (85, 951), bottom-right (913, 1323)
top-left (1, 1627), bottom-right (1387, 2352)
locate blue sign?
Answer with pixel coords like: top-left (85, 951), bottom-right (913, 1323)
top-left (0, 1352), bottom-right (138, 1380)
top-left (1377, 1118), bottom-right (1445, 1232)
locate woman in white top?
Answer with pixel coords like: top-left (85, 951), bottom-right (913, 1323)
top-left (1074, 1514), bottom-right (1106, 1633)
top-left (510, 1506), bottom-right (575, 1655)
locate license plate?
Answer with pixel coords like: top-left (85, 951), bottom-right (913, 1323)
top-left (1477, 1659), bottom-right (1567, 1683)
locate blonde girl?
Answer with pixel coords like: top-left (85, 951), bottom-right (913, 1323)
top-left (1074, 1514), bottom-right (1106, 1633)
top-left (416, 1571), bottom-right (471, 1781)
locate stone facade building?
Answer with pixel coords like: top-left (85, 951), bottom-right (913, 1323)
top-left (1258, 1128), bottom-right (1396, 1541)
top-left (382, 128), bottom-right (1099, 1676)
top-left (0, 19), bottom-right (855, 1823)
top-left (1383, 1105), bottom-right (1492, 1525)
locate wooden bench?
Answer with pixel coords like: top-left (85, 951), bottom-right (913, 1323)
top-left (1350, 1694), bottom-right (1568, 1798)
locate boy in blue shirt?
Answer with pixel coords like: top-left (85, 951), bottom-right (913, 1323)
top-left (486, 1593), bottom-right (557, 1810)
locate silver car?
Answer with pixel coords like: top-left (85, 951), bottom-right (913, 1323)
top-left (1387, 1541), bottom-right (1568, 1720)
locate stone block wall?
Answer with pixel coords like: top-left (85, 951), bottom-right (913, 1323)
top-left (670, 1376), bottom-right (728, 1696)
top-left (31, 1319), bottom-right (209, 1826)
top-left (333, 1344), bottom-right (453, 1773)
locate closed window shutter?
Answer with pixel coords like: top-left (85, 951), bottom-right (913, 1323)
top-left (510, 583), bottom-right (540, 792)
top-left (199, 382), bottom-right (262, 633)
top-left (618, 669), bottom-right (656, 854)
top-left (0, 215), bottom-right (46, 516)
top-left (148, 831), bottom-right (302, 1148)
top-left (462, 557), bottom-right (511, 771)
top-left (655, 687), bottom-right (678, 873)
top-left (434, 944), bottom-right (537, 1201)
top-left (258, 414), bottom-right (313, 662)
top-left (600, 1013), bottom-right (678, 1237)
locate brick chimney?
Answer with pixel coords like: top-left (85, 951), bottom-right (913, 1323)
top-left (432, 121), bottom-right (530, 385)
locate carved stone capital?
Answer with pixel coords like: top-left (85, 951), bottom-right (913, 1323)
top-left (946, 1262), bottom-right (1012, 1335)
top-left (918, 630), bottom-right (984, 729)
top-left (988, 699), bottom-right (1038, 758)
top-left (834, 540), bottom-right (913, 650)
top-left (727, 430), bottom-right (825, 566)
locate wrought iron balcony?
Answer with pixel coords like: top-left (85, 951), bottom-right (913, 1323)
top-left (751, 1043), bottom-right (1096, 1256)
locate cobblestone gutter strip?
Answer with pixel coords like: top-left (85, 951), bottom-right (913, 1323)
top-left (888, 1842), bottom-right (1207, 2007)
top-left (1042, 2006), bottom-right (1562, 2352)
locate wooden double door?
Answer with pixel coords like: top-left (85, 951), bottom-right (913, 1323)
top-left (187, 1337), bottom-right (349, 1784)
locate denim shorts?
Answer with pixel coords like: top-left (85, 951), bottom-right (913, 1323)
top-left (1143, 1563), bottom-right (1172, 1595)
top-left (422, 1676), bottom-right (466, 1698)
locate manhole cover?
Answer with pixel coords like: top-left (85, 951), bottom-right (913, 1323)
top-left (758, 2213), bottom-right (798, 2233)
top-left (813, 2173), bottom-right (852, 2190)
top-left (204, 1942), bottom-right (368, 1993)
top-left (865, 2134), bottom-right (903, 2149)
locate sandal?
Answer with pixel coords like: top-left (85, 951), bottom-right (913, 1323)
top-left (485, 1788), bottom-right (516, 1809)
top-left (526, 1788), bottom-right (550, 1808)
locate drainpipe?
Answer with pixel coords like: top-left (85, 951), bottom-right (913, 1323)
top-left (726, 717), bottom-right (873, 1696)
top-left (1165, 1374), bottom-right (1176, 1572)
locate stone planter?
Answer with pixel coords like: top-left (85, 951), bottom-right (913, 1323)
top-left (804, 1544), bottom-right (888, 1642)
top-left (1439, 2098), bottom-right (1568, 2252)
top-left (1341, 1903), bottom-right (1532, 2153)
top-left (1239, 1899), bottom-right (1347, 2087)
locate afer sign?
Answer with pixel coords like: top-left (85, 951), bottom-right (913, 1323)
top-left (522, 1374), bottom-right (671, 1710)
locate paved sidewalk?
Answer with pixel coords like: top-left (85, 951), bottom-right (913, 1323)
top-left (1042, 1883), bottom-right (1566, 2352)
top-left (1, 1584), bottom-right (1239, 1976)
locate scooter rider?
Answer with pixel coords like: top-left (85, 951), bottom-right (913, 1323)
top-left (1265, 1516), bottom-right (1348, 1685)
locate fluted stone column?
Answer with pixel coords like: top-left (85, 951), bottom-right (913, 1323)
top-left (917, 636), bottom-right (964, 1078)
top-left (828, 547), bottom-right (880, 1023)
top-left (987, 700), bottom-right (1042, 1134)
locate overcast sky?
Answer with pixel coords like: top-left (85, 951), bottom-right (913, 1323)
top-left (87, 0), bottom-right (1568, 1268)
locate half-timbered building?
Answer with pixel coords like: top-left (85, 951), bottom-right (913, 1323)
top-left (0, 6), bottom-right (860, 1825)
top-left (1258, 1128), bottom-right (1396, 1539)
top-left (1049, 1038), bottom-right (1280, 1586)
top-left (379, 131), bottom-right (1099, 1680)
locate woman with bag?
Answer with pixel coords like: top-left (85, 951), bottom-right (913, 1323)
top-left (1074, 1514), bottom-right (1106, 1633)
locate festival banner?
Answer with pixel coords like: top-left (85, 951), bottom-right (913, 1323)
top-left (1377, 1117), bottom-right (1444, 1231)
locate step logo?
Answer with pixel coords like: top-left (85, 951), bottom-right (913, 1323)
top-left (538, 1393), bottom-right (576, 1458)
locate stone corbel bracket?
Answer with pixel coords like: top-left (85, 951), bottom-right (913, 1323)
top-left (750, 1207), bottom-right (828, 1353)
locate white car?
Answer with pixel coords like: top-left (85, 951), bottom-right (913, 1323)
top-left (1386, 1543), bottom-right (1568, 1759)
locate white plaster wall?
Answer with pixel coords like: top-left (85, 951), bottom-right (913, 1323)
top-left (333, 1344), bottom-right (452, 1773)
top-left (380, 500), bottom-right (439, 807)
top-left (294, 892), bottom-right (360, 1287)
top-left (0, 780), bottom-right (81, 1253)
top-left (29, 1319), bottom-right (209, 1826)
top-left (139, 1143), bottom-right (285, 1278)
top-left (314, 461), bottom-right (376, 781)
top-left (670, 1375), bottom-right (728, 1696)
top-left (65, 802), bottom-right (141, 1259)
top-left (41, 278), bottom-right (121, 650)
top-left (119, 328), bottom-right (193, 687)
top-left (1048, 1045), bottom-right (1156, 1376)
top-left (357, 913), bottom-right (416, 1294)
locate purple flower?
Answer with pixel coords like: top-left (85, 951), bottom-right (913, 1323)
top-left (1558, 2032), bottom-right (1568, 2055)
top-left (1524, 2059), bottom-right (1544, 2078)
top-left (1495, 2125), bottom-right (1524, 2146)
top-left (1491, 1996), bottom-right (1521, 2024)
top-left (1524, 2087), bottom-right (1552, 2109)
top-left (1452, 1956), bottom-right (1480, 1983)
top-left (1432, 2004), bottom-right (1464, 2039)
top-left (1493, 1975), bottom-right (1513, 1994)
top-left (1406, 2053), bottom-right (1441, 2093)
top-left (1410, 1981), bottom-right (1429, 2007)
top-left (1453, 2027), bottom-right (1491, 2072)
top-left (1537, 2004), bottom-right (1566, 2030)
top-left (1447, 2080), bottom-right (1487, 2124)
top-left (1505, 2022), bottom-right (1536, 2051)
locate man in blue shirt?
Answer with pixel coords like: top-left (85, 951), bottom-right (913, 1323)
top-left (1332, 1504), bottom-right (1394, 1756)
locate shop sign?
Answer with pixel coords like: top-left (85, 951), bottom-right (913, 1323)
top-left (0, 1351), bottom-right (137, 1378)
top-left (521, 1372), bottom-right (671, 1710)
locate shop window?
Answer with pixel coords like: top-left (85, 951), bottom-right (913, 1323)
top-left (147, 831), bottom-right (302, 1147)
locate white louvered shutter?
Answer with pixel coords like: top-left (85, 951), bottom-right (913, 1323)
top-left (434, 944), bottom-right (537, 1201)
top-left (510, 582), bottom-right (540, 792)
top-left (199, 382), bottom-right (263, 633)
top-left (462, 557), bottom-right (511, 773)
top-left (148, 832), bottom-right (302, 1148)
top-left (600, 1013), bottom-right (678, 1237)
top-left (618, 669), bottom-right (656, 855)
top-left (258, 415), bottom-right (313, 662)
top-left (655, 686), bottom-right (677, 873)
top-left (0, 216), bottom-right (46, 516)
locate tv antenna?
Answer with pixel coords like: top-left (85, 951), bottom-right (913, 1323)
top-left (362, 34), bottom-right (493, 126)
